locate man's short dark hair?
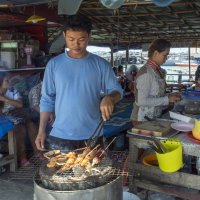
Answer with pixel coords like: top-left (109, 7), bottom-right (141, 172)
top-left (63, 15), bottom-right (92, 34)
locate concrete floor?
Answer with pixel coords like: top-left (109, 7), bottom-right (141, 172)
top-left (0, 171), bottom-right (34, 200)
top-left (0, 155), bottom-right (184, 200)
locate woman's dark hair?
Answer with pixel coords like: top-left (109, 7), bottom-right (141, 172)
top-left (63, 15), bottom-right (92, 34)
top-left (148, 39), bottom-right (171, 58)
top-left (195, 65), bottom-right (200, 81)
top-left (118, 65), bottom-right (123, 71)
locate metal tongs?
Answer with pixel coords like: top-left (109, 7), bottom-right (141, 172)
top-left (86, 118), bottom-right (104, 148)
top-left (148, 136), bottom-right (169, 154)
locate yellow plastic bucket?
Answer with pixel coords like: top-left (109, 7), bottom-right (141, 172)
top-left (156, 139), bottom-right (183, 173)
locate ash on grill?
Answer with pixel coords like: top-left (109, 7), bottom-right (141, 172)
top-left (39, 145), bottom-right (121, 191)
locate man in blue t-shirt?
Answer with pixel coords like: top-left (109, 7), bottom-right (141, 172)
top-left (35, 15), bottom-right (123, 151)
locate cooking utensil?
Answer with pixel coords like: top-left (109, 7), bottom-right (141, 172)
top-left (151, 136), bottom-right (169, 153)
top-left (86, 118), bottom-right (104, 148)
top-left (147, 141), bottom-right (163, 153)
top-left (168, 131), bottom-right (182, 138)
top-left (144, 116), bottom-right (165, 128)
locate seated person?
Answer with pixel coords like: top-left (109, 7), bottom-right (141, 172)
top-left (0, 71), bottom-right (38, 166)
top-left (112, 66), bottom-right (117, 75)
top-left (117, 65), bottom-right (125, 89)
top-left (28, 72), bottom-right (54, 130)
top-left (124, 64), bottom-right (138, 96)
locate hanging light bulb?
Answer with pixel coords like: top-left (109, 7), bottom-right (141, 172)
top-left (25, 7), bottom-right (46, 23)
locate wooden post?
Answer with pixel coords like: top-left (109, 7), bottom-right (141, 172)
top-left (8, 130), bottom-right (17, 172)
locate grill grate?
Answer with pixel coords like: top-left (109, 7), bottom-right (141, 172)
top-left (9, 154), bottom-right (43, 180)
top-left (9, 151), bottom-right (128, 181)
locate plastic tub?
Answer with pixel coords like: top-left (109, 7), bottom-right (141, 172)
top-left (156, 139), bottom-right (183, 173)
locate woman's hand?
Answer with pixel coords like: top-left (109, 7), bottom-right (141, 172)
top-left (168, 92), bottom-right (182, 103)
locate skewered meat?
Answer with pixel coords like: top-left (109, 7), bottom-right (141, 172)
top-left (80, 158), bottom-right (90, 166)
top-left (65, 152), bottom-right (76, 158)
top-left (45, 144), bottom-right (107, 173)
top-left (47, 157), bottom-right (58, 168)
top-left (74, 154), bottom-right (85, 164)
top-left (56, 164), bottom-right (72, 173)
top-left (44, 150), bottom-right (61, 159)
top-left (56, 157), bottom-right (68, 166)
top-left (92, 156), bottom-right (100, 166)
top-left (82, 147), bottom-right (91, 155)
top-left (66, 157), bottom-right (76, 165)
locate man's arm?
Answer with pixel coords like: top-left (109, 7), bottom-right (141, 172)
top-left (35, 112), bottom-right (51, 151)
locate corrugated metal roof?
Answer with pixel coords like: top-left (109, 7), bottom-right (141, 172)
top-left (0, 0), bottom-right (200, 48)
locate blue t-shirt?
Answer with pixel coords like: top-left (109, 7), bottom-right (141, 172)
top-left (40, 52), bottom-right (123, 140)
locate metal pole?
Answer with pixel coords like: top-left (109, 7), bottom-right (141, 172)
top-left (189, 46), bottom-right (191, 77)
top-left (110, 44), bottom-right (114, 67)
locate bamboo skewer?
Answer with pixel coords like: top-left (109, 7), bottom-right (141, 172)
top-left (99, 137), bottom-right (117, 157)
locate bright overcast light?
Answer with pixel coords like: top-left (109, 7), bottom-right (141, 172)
top-left (87, 46), bottom-right (110, 53)
top-left (170, 48), bottom-right (188, 53)
top-left (86, 46), bottom-right (190, 54)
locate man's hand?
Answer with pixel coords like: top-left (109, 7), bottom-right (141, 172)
top-left (100, 95), bottom-right (114, 121)
top-left (35, 131), bottom-right (46, 151)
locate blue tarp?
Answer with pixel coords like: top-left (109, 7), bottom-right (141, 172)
top-left (182, 90), bottom-right (200, 101)
top-left (0, 116), bottom-right (15, 138)
top-left (103, 98), bottom-right (133, 138)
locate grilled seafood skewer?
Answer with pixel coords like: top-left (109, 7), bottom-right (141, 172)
top-left (45, 144), bottom-right (106, 172)
top-left (47, 157), bottom-right (58, 168)
top-left (43, 150), bottom-right (61, 159)
top-left (65, 152), bottom-right (76, 158)
top-left (91, 148), bottom-right (106, 166)
top-left (56, 164), bottom-right (73, 173)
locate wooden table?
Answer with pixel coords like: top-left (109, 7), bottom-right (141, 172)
top-left (128, 132), bottom-right (200, 200)
top-left (0, 128), bottom-right (17, 172)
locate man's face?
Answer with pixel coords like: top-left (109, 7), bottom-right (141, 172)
top-left (63, 29), bottom-right (90, 58)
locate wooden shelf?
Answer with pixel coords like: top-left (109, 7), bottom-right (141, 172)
top-left (128, 133), bottom-right (200, 199)
top-left (132, 178), bottom-right (200, 200)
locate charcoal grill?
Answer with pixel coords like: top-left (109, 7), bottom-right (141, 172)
top-left (34, 151), bottom-right (128, 200)
top-left (34, 175), bottom-right (123, 200)
top-left (38, 156), bottom-right (123, 191)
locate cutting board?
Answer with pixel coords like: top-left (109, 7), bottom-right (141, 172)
top-left (132, 120), bottom-right (173, 137)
